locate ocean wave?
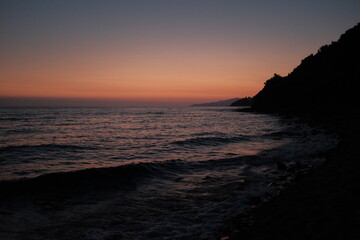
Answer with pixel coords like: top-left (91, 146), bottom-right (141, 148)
top-left (0, 160), bottom-right (189, 197)
top-left (171, 136), bottom-right (250, 146)
top-left (4, 128), bottom-right (40, 135)
top-left (261, 131), bottom-right (298, 139)
top-left (0, 117), bottom-right (24, 121)
top-left (0, 154), bottom-right (255, 197)
top-left (0, 144), bottom-right (97, 153)
top-left (145, 111), bottom-right (165, 115)
top-left (189, 131), bottom-right (224, 137)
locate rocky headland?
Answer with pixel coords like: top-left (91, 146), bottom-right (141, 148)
top-left (226, 23), bottom-right (360, 240)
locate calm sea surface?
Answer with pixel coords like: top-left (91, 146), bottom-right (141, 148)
top-left (0, 107), bottom-right (337, 239)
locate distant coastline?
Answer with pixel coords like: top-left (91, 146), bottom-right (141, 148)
top-left (191, 98), bottom-right (241, 107)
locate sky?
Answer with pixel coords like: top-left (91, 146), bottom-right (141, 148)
top-left (0, 0), bottom-right (359, 106)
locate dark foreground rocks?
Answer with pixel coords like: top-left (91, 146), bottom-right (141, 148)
top-left (227, 125), bottom-right (360, 240)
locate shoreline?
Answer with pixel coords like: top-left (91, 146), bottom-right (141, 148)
top-left (222, 115), bottom-right (360, 240)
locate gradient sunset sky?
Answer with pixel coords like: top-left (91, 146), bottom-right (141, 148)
top-left (1, 0), bottom-right (359, 106)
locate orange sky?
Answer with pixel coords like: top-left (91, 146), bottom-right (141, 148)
top-left (0, 37), bottom-right (305, 103)
top-left (1, 1), bottom-right (359, 106)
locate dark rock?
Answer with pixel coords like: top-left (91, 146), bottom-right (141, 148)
top-left (287, 164), bottom-right (296, 173)
top-left (277, 162), bottom-right (287, 171)
top-left (251, 22), bottom-right (360, 125)
top-left (229, 230), bottom-right (241, 239)
top-left (230, 97), bottom-right (253, 106)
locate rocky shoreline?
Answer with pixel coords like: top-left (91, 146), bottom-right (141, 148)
top-left (221, 23), bottom-right (360, 240)
top-left (219, 118), bottom-right (360, 240)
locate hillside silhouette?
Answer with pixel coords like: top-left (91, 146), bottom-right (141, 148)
top-left (191, 98), bottom-right (240, 107)
top-left (231, 23), bottom-right (360, 240)
top-left (252, 23), bottom-right (360, 122)
top-left (230, 97), bottom-right (253, 106)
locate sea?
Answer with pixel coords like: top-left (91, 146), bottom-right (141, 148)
top-left (0, 106), bottom-right (337, 240)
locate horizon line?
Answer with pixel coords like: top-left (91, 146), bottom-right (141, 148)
top-left (0, 96), bottom-right (246, 107)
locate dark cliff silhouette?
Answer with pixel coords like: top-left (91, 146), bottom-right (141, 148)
top-left (252, 23), bottom-right (360, 122)
top-left (230, 23), bottom-right (360, 240)
top-left (230, 97), bottom-right (253, 106)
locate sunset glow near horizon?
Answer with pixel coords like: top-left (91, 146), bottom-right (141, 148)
top-left (1, 0), bottom-right (359, 106)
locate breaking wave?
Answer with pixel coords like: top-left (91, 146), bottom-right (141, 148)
top-left (171, 136), bottom-right (250, 146)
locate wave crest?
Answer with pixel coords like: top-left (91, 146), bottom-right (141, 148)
top-left (0, 144), bottom-right (97, 153)
top-left (171, 136), bottom-right (250, 146)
